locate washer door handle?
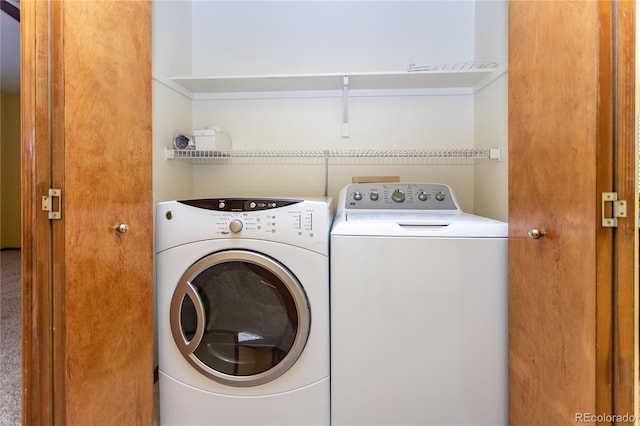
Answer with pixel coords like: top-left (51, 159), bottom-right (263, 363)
top-left (170, 280), bottom-right (205, 356)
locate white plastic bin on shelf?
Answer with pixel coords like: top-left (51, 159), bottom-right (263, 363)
top-left (193, 128), bottom-right (232, 151)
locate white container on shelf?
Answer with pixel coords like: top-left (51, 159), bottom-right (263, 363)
top-left (193, 128), bottom-right (231, 151)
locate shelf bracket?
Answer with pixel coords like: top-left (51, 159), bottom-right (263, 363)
top-left (164, 147), bottom-right (176, 160)
top-left (489, 146), bottom-right (501, 161)
top-left (342, 75), bottom-right (350, 138)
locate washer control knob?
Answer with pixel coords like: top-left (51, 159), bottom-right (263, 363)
top-left (229, 219), bottom-right (244, 233)
top-left (391, 189), bottom-right (405, 203)
top-left (435, 191), bottom-right (446, 202)
top-left (353, 191), bottom-right (363, 201)
top-left (418, 191), bottom-right (429, 201)
top-left (370, 191), bottom-right (379, 201)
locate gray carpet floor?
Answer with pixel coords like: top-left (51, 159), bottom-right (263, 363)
top-left (0, 249), bottom-right (21, 426)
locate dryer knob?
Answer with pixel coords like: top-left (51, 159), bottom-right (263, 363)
top-left (229, 219), bottom-right (244, 233)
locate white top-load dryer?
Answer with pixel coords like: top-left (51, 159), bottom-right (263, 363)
top-left (330, 182), bottom-right (507, 426)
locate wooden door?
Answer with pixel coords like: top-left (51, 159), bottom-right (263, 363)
top-left (21, 1), bottom-right (153, 424)
top-left (509, 1), bottom-right (636, 424)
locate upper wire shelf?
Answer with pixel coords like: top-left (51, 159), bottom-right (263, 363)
top-left (164, 147), bottom-right (501, 164)
top-left (164, 60), bottom-right (504, 97)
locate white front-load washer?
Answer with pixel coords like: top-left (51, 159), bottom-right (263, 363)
top-left (330, 183), bottom-right (507, 426)
top-left (156, 197), bottom-right (332, 426)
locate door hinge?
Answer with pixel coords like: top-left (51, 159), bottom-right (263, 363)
top-left (601, 192), bottom-right (627, 227)
top-left (42, 188), bottom-right (62, 220)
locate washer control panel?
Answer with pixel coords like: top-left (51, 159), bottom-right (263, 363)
top-left (344, 183), bottom-right (459, 211)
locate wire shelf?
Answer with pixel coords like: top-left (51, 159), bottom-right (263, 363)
top-left (164, 147), bottom-right (501, 164)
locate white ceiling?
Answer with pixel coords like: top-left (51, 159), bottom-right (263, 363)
top-left (1, 0), bottom-right (20, 94)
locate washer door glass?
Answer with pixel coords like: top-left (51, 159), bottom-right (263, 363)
top-left (170, 250), bottom-right (310, 387)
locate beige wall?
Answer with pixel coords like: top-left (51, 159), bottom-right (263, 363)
top-left (1, 91), bottom-right (21, 249)
top-left (152, 1), bottom-right (508, 220)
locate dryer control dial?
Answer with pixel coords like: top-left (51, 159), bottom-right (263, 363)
top-left (229, 219), bottom-right (244, 233)
top-left (391, 189), bottom-right (406, 203)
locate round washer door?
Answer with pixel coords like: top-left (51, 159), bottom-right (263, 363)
top-left (169, 250), bottom-right (310, 387)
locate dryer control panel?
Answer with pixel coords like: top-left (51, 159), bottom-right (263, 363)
top-left (212, 206), bottom-right (316, 237)
top-left (156, 198), bottom-right (333, 255)
top-left (343, 183), bottom-right (460, 211)
top-left (177, 198), bottom-right (319, 236)
top-left (178, 198), bottom-right (302, 212)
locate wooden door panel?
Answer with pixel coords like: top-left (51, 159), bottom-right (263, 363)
top-left (21, 1), bottom-right (56, 423)
top-left (509, 1), bottom-right (599, 423)
top-left (60, 2), bottom-right (153, 424)
top-left (22, 1), bottom-right (153, 424)
top-left (607, 1), bottom-right (637, 416)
